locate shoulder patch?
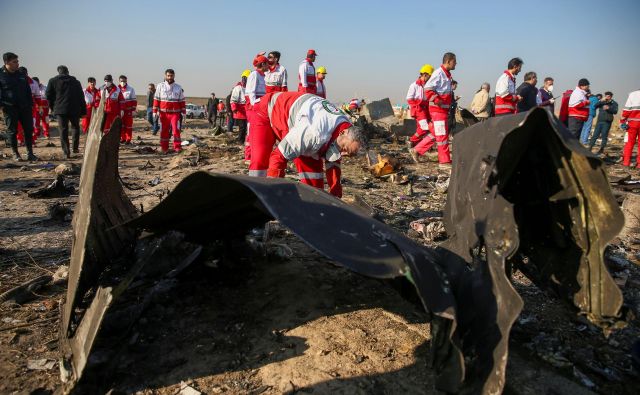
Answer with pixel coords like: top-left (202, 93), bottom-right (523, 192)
top-left (321, 100), bottom-right (344, 116)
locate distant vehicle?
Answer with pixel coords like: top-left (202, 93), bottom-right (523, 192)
top-left (185, 103), bottom-right (205, 119)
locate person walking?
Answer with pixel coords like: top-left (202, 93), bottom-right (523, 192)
top-left (470, 83), bottom-right (491, 121)
top-left (588, 92), bottom-right (618, 154)
top-left (33, 77), bottom-right (50, 138)
top-left (46, 65), bottom-right (85, 158)
top-left (230, 70), bottom-right (249, 146)
top-left (0, 52), bottom-right (38, 161)
top-left (406, 64), bottom-right (435, 162)
top-left (100, 74), bottom-right (125, 134)
top-left (424, 52), bottom-right (457, 167)
top-left (567, 78), bottom-right (592, 139)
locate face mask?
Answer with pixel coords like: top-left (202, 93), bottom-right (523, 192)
top-left (105, 81), bottom-right (113, 87)
top-left (120, 82), bottom-right (126, 87)
top-left (547, 85), bottom-right (554, 93)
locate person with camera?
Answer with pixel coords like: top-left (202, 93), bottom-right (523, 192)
top-left (588, 92), bottom-right (618, 154)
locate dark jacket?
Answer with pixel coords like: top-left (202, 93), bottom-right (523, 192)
top-left (147, 90), bottom-right (155, 108)
top-left (516, 82), bottom-right (538, 112)
top-left (0, 66), bottom-right (33, 109)
top-left (46, 74), bottom-right (86, 117)
top-left (207, 97), bottom-right (219, 113)
top-left (225, 94), bottom-right (232, 112)
top-left (538, 87), bottom-right (554, 113)
top-left (595, 99), bottom-right (618, 123)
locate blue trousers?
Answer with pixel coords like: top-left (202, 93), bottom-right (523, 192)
top-left (579, 114), bottom-right (594, 144)
top-left (588, 121), bottom-right (612, 152)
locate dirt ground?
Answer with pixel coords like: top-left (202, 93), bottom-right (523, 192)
top-left (0, 115), bottom-right (639, 395)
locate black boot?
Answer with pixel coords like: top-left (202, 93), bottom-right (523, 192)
top-left (12, 151), bottom-right (22, 161)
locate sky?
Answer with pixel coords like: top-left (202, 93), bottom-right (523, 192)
top-left (1, 0), bottom-right (639, 108)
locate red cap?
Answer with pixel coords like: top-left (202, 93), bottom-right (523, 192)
top-left (253, 55), bottom-right (268, 67)
top-left (307, 49), bottom-right (318, 56)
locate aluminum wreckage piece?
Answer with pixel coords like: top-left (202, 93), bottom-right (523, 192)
top-left (59, 107), bottom-right (625, 394)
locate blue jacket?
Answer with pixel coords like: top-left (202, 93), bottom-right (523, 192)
top-left (588, 96), bottom-right (599, 117)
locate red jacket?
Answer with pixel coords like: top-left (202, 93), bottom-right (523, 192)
top-left (568, 88), bottom-right (591, 121)
top-left (495, 71), bottom-right (518, 115)
top-left (102, 85), bottom-right (124, 114)
top-left (406, 78), bottom-right (429, 121)
top-left (559, 90), bottom-right (573, 124)
top-left (298, 58), bottom-right (316, 94)
top-left (424, 66), bottom-right (453, 118)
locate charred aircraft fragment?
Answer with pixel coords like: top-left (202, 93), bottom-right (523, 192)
top-left (59, 107), bottom-right (625, 394)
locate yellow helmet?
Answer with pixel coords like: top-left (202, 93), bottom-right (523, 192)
top-left (241, 69), bottom-right (251, 78)
top-left (419, 64), bottom-right (434, 75)
top-left (317, 66), bottom-right (327, 74)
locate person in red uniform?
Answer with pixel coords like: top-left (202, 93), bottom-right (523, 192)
top-left (118, 75), bottom-right (137, 144)
top-left (424, 52), bottom-right (457, 167)
top-left (248, 91), bottom-right (364, 198)
top-left (406, 64), bottom-right (435, 163)
top-left (621, 89), bottom-right (640, 168)
top-left (82, 77), bottom-right (100, 133)
top-left (495, 57), bottom-right (523, 116)
top-left (33, 77), bottom-right (50, 138)
top-left (315, 66), bottom-right (327, 99)
top-left (245, 54), bottom-right (269, 162)
top-left (265, 51), bottom-right (288, 93)
top-left (153, 69), bottom-right (186, 153)
top-left (101, 74), bottom-right (125, 133)
top-left (230, 70), bottom-right (249, 147)
top-left (567, 78), bottom-right (592, 139)
top-left (298, 49), bottom-right (317, 94)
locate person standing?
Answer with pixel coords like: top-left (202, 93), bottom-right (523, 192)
top-left (406, 64), bottom-right (435, 162)
top-left (33, 77), bottom-right (50, 138)
top-left (153, 69), bottom-right (186, 153)
top-left (0, 52), bottom-right (37, 161)
top-left (515, 72), bottom-right (538, 113)
top-left (100, 75), bottom-right (125, 134)
top-left (538, 77), bottom-right (555, 114)
top-left (588, 92), bottom-right (618, 154)
top-left (495, 57), bottom-right (523, 116)
top-left (567, 78), bottom-right (592, 139)
top-left (315, 66), bottom-right (328, 99)
top-left (46, 65), bottom-right (85, 158)
top-left (620, 89), bottom-right (640, 168)
top-left (580, 92), bottom-right (601, 144)
top-left (146, 83), bottom-right (159, 134)
top-left (265, 51), bottom-right (288, 93)
top-left (230, 70), bottom-right (249, 146)
top-left (448, 80), bottom-right (459, 132)
top-left (118, 75), bottom-right (136, 144)
top-left (245, 54), bottom-right (268, 161)
top-left (81, 77), bottom-right (100, 134)
top-left (424, 52), bottom-right (457, 167)
top-left (207, 92), bottom-right (219, 125)
top-left (298, 49), bottom-right (317, 94)
top-left (470, 83), bottom-right (491, 121)
top-left (19, 67), bottom-right (41, 143)
top-left (225, 92), bottom-right (234, 131)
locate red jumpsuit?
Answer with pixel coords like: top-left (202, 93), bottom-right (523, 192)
top-left (298, 58), bottom-right (316, 94)
top-left (153, 81), bottom-right (186, 152)
top-left (82, 87), bottom-right (100, 133)
top-left (406, 78), bottom-right (434, 155)
top-left (424, 66), bottom-right (453, 164)
top-left (621, 90), bottom-right (640, 168)
top-left (245, 70), bottom-right (266, 161)
top-left (249, 92), bottom-right (350, 198)
top-left (119, 84), bottom-right (137, 143)
top-left (102, 85), bottom-right (125, 133)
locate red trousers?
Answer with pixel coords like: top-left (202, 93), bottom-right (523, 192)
top-left (120, 112), bottom-right (134, 142)
top-left (430, 114), bottom-right (451, 164)
top-left (409, 118), bottom-right (430, 145)
top-left (248, 111), bottom-right (342, 197)
top-left (103, 111), bottom-right (119, 134)
top-left (39, 107), bottom-right (50, 137)
top-left (623, 124), bottom-right (640, 167)
top-left (17, 108), bottom-right (38, 143)
top-left (245, 108), bottom-right (253, 161)
top-left (82, 105), bottom-right (93, 134)
top-left (159, 112), bottom-right (182, 152)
